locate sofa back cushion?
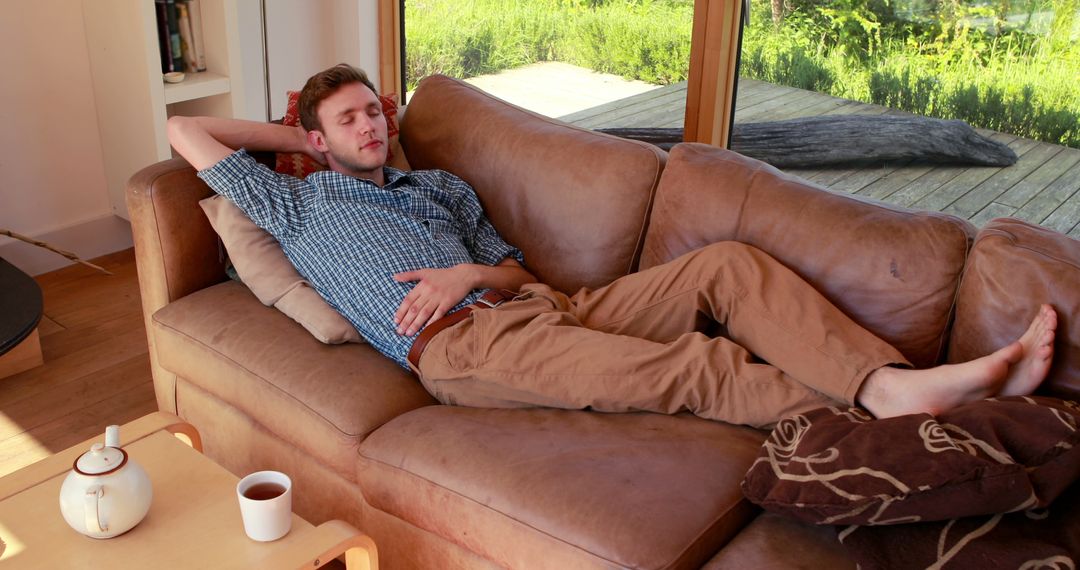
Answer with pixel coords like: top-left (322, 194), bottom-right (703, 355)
top-left (642, 143), bottom-right (975, 369)
top-left (947, 218), bottom-right (1080, 399)
top-left (400, 74), bottom-right (666, 294)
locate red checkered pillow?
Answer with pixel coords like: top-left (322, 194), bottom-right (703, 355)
top-left (274, 90), bottom-right (406, 178)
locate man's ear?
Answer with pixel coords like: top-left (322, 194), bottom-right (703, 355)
top-left (307, 129), bottom-right (329, 152)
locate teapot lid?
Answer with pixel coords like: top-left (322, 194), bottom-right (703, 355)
top-left (74, 443), bottom-right (128, 476)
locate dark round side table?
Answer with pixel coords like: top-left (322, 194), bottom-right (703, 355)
top-left (0, 257), bottom-right (44, 378)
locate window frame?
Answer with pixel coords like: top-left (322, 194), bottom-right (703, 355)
top-left (378, 0), bottom-right (743, 149)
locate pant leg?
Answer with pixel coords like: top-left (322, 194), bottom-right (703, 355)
top-left (555, 241), bottom-right (911, 404)
top-left (417, 241), bottom-right (910, 427)
top-left (417, 295), bottom-right (835, 428)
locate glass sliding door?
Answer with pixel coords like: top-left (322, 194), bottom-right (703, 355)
top-left (401, 0), bottom-right (695, 133)
top-left (733, 0), bottom-right (1080, 233)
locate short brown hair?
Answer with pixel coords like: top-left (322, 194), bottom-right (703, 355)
top-left (298, 63), bottom-right (378, 132)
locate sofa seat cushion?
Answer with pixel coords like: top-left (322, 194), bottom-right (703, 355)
top-left (152, 281), bottom-right (437, 479)
top-left (357, 406), bottom-right (767, 570)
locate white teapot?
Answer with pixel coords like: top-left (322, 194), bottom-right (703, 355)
top-left (58, 425), bottom-right (153, 539)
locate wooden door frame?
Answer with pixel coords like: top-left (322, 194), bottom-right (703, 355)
top-left (378, 0), bottom-right (742, 148)
top-left (685, 0), bottom-right (743, 148)
top-left (378, 0), bottom-right (404, 98)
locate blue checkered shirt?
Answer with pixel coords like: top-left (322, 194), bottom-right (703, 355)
top-left (198, 150), bottom-right (524, 368)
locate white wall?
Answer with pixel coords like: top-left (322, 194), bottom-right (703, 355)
top-left (0, 0), bottom-right (382, 275)
top-left (0, 1), bottom-right (129, 275)
top-left (265, 0), bottom-right (382, 119)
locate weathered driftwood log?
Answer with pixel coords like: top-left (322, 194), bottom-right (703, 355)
top-left (597, 115), bottom-right (1018, 168)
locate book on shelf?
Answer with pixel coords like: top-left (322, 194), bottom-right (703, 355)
top-left (155, 0), bottom-right (174, 73)
top-left (185, 0), bottom-right (208, 72)
top-left (176, 2), bottom-right (197, 73)
top-left (154, 0), bottom-right (208, 75)
top-left (165, 0), bottom-right (184, 73)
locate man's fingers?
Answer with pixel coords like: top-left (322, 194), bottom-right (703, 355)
top-left (424, 306), bottom-right (449, 330)
top-left (394, 291), bottom-right (417, 324)
top-left (404, 304), bottom-right (436, 336)
top-left (394, 271), bottom-right (419, 283)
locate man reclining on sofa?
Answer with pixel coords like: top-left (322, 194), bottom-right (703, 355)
top-left (166, 63), bottom-right (1058, 429)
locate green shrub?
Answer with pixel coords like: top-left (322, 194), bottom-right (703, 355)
top-left (560, 2), bottom-right (692, 84)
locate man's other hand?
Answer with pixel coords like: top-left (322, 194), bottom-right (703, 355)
top-left (393, 265), bottom-right (474, 336)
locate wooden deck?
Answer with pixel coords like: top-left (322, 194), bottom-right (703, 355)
top-left (559, 80), bottom-right (1080, 238)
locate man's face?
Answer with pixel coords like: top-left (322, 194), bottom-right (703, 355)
top-left (309, 82), bottom-right (389, 177)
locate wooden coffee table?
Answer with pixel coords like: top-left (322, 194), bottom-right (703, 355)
top-left (0, 412), bottom-right (377, 569)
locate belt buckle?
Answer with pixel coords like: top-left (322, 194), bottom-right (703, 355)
top-left (477, 289), bottom-right (511, 308)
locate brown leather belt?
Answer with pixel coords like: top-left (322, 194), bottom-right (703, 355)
top-left (407, 289), bottom-right (518, 370)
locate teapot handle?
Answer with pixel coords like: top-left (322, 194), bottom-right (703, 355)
top-left (85, 485), bottom-right (107, 533)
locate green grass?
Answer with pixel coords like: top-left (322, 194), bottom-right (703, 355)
top-left (405, 0), bottom-right (1080, 148)
top-left (405, 0), bottom-right (692, 87)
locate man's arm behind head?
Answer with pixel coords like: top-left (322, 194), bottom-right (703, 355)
top-left (167, 115), bottom-right (322, 171)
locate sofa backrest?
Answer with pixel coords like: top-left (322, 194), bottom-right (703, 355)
top-left (948, 218), bottom-right (1080, 399)
top-left (400, 75), bottom-right (666, 294)
top-left (642, 143), bottom-right (976, 369)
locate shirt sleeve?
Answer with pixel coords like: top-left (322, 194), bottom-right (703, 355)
top-left (197, 150), bottom-right (311, 240)
top-left (442, 172), bottom-right (525, 267)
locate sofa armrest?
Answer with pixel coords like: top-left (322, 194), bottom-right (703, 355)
top-left (948, 218), bottom-right (1080, 399)
top-left (127, 157), bottom-right (228, 412)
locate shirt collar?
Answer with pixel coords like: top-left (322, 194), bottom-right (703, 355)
top-left (383, 166), bottom-right (411, 188)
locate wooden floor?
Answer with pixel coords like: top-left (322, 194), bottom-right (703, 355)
top-left (561, 79), bottom-right (1080, 237)
top-left (0, 249), bottom-right (155, 477)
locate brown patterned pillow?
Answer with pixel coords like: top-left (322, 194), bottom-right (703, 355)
top-left (837, 485), bottom-right (1080, 569)
top-left (741, 396), bottom-right (1080, 526)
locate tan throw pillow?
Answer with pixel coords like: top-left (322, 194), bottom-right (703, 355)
top-left (198, 195), bottom-right (363, 344)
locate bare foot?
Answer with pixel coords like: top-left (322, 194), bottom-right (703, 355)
top-left (998, 304), bottom-right (1057, 396)
top-left (857, 305), bottom-right (1057, 418)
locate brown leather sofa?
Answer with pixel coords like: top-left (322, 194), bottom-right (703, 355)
top-left (127, 75), bottom-right (1080, 569)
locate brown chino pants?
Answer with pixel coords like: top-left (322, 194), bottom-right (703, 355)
top-left (415, 241), bottom-right (910, 428)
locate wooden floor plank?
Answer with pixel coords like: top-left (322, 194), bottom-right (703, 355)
top-left (942, 142), bottom-right (1064, 219)
top-left (573, 85), bottom-right (687, 128)
top-left (735, 89), bottom-right (816, 123)
top-left (0, 355), bottom-right (151, 442)
top-left (0, 249), bottom-right (154, 478)
top-left (1042, 185), bottom-right (1080, 235)
top-left (733, 80), bottom-right (797, 110)
top-left (831, 161), bottom-right (911, 195)
top-left (912, 136), bottom-right (1042, 212)
top-left (558, 81), bottom-right (683, 123)
top-left (0, 383), bottom-right (156, 474)
top-left (1014, 162), bottom-right (1080, 225)
top-left (767, 96), bottom-right (856, 122)
top-left (856, 163), bottom-right (937, 200)
top-left (997, 147), bottom-right (1080, 208)
top-left (970, 202), bottom-right (1019, 227)
top-left (741, 90), bottom-right (839, 122)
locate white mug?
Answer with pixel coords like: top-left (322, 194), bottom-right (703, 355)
top-left (236, 470), bottom-right (292, 542)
